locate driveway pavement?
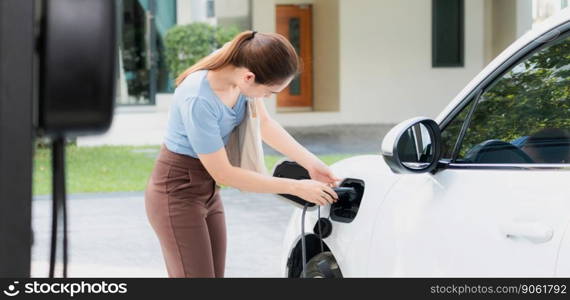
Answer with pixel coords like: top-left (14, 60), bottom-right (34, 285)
top-left (263, 124), bottom-right (392, 155)
top-left (31, 190), bottom-right (295, 277)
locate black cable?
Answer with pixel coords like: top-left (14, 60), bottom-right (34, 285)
top-left (48, 145), bottom-right (58, 278)
top-left (317, 206), bottom-right (324, 253)
top-left (49, 137), bottom-right (68, 278)
top-left (300, 203), bottom-right (309, 278)
top-left (61, 140), bottom-right (68, 278)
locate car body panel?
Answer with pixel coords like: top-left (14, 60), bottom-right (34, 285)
top-left (369, 169), bottom-right (570, 276)
top-left (555, 220), bottom-right (570, 276)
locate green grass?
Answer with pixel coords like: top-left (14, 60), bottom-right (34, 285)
top-left (33, 145), bottom-right (356, 196)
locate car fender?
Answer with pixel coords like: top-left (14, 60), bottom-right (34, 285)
top-left (281, 154), bottom-right (402, 277)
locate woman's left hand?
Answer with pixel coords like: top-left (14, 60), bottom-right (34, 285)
top-left (306, 159), bottom-right (342, 188)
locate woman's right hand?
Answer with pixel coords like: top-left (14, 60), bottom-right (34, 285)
top-left (292, 179), bottom-right (339, 206)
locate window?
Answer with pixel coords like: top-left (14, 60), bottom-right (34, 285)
top-left (454, 32), bottom-right (570, 164)
top-left (288, 17), bottom-right (301, 95)
top-left (432, 0), bottom-right (464, 67)
top-left (439, 97), bottom-right (475, 160)
top-left (207, 0), bottom-right (215, 18)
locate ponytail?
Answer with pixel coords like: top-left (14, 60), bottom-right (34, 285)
top-left (175, 30), bottom-right (299, 87)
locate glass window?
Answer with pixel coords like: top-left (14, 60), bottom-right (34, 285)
top-left (118, 0), bottom-right (177, 105)
top-left (288, 17), bottom-right (301, 95)
top-left (455, 32), bottom-right (570, 164)
top-left (207, 0), bottom-right (215, 18)
top-left (440, 97), bottom-right (475, 159)
top-left (432, 0), bottom-right (464, 67)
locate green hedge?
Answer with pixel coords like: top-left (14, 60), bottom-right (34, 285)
top-left (164, 23), bottom-right (240, 79)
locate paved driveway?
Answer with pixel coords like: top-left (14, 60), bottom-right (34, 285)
top-left (31, 189), bottom-right (295, 277)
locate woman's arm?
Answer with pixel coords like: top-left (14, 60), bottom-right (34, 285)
top-left (197, 147), bottom-right (338, 205)
top-left (260, 116), bottom-right (318, 171)
top-left (254, 99), bottom-right (341, 186)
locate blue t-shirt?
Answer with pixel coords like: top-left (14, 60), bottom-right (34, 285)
top-left (163, 69), bottom-right (247, 158)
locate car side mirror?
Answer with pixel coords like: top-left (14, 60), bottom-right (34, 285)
top-left (381, 117), bottom-right (442, 174)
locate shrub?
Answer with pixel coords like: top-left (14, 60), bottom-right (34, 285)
top-left (164, 23), bottom-right (240, 80)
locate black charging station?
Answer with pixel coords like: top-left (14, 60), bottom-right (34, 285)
top-left (39, 0), bottom-right (117, 278)
top-left (0, 0), bottom-right (117, 277)
top-left (38, 0), bottom-right (117, 136)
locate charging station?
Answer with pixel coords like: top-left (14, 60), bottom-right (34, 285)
top-left (0, 0), bottom-right (117, 277)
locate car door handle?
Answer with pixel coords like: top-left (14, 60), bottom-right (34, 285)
top-left (500, 221), bottom-right (554, 244)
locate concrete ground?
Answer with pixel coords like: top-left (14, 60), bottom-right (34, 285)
top-left (263, 124), bottom-right (393, 155)
top-left (31, 190), bottom-right (295, 278)
top-left (32, 123), bottom-right (393, 277)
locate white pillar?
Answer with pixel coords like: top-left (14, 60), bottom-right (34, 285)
top-left (177, 0), bottom-right (193, 25)
top-left (516, 0), bottom-right (533, 36)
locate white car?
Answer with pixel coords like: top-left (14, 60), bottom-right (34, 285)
top-left (276, 9), bottom-right (570, 277)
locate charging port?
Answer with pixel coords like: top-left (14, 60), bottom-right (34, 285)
top-left (272, 159), bottom-right (365, 220)
top-left (330, 178), bottom-right (365, 223)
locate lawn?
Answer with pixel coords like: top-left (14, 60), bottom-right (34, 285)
top-left (33, 145), bottom-right (356, 196)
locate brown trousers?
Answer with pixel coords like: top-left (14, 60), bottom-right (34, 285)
top-left (144, 145), bottom-right (226, 277)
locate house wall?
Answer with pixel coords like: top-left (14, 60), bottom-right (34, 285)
top-left (312, 0), bottom-right (340, 112)
top-left (215, 0), bottom-right (251, 29)
top-left (177, 0), bottom-right (216, 25)
top-left (176, 0), bottom-right (193, 25)
top-left (487, 0), bottom-right (533, 63)
top-left (338, 0), bottom-right (486, 124)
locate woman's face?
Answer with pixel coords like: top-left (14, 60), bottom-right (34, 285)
top-left (238, 71), bottom-right (294, 98)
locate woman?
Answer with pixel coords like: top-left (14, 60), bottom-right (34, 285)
top-left (144, 30), bottom-right (341, 278)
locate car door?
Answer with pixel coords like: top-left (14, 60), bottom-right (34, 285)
top-left (369, 25), bottom-right (570, 276)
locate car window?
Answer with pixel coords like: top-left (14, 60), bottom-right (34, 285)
top-left (440, 98), bottom-right (475, 160)
top-left (455, 32), bottom-right (570, 164)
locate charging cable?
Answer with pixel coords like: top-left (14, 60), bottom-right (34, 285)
top-left (300, 203), bottom-right (327, 278)
top-left (49, 136), bottom-right (68, 278)
top-left (300, 203), bottom-right (309, 278)
top-left (297, 186), bottom-right (356, 278)
top-left (317, 206), bottom-right (324, 253)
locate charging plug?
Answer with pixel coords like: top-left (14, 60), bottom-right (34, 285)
top-left (332, 187), bottom-right (357, 202)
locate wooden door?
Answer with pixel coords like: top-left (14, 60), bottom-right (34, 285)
top-left (276, 5), bottom-right (312, 108)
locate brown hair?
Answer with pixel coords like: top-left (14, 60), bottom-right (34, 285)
top-left (175, 30), bottom-right (301, 87)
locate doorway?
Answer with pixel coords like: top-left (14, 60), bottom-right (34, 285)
top-left (276, 4), bottom-right (313, 110)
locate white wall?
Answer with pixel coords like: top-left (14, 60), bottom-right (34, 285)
top-left (176, 0), bottom-right (193, 25)
top-left (338, 0), bottom-right (487, 124)
top-left (176, 0), bottom-right (216, 25)
top-left (216, 0), bottom-right (250, 18)
top-left (517, 0), bottom-right (533, 36)
top-left (533, 0), bottom-right (569, 26)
